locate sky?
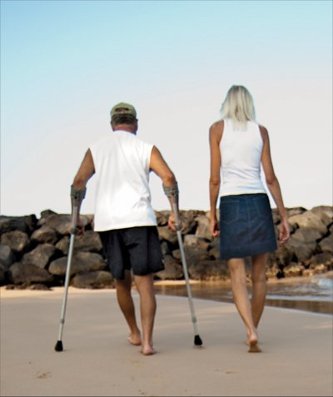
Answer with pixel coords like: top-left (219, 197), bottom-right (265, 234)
top-left (1, 0), bottom-right (332, 217)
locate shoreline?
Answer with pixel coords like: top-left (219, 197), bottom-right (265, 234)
top-left (1, 271), bottom-right (332, 315)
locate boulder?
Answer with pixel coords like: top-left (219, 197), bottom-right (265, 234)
top-left (319, 234), bottom-right (333, 254)
top-left (0, 231), bottom-right (30, 253)
top-left (156, 255), bottom-right (183, 280)
top-left (8, 262), bottom-right (54, 285)
top-left (0, 244), bottom-right (15, 268)
top-left (188, 260), bottom-right (229, 281)
top-left (49, 252), bottom-right (106, 276)
top-left (71, 270), bottom-right (114, 289)
top-left (21, 244), bottom-right (57, 269)
top-left (55, 231), bottom-right (102, 254)
top-left (288, 211), bottom-right (327, 235)
top-left (31, 225), bottom-right (58, 244)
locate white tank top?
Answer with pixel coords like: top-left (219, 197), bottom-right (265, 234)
top-left (90, 130), bottom-right (157, 231)
top-left (219, 119), bottom-right (266, 197)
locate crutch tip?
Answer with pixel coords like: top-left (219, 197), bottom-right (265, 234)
top-left (194, 335), bottom-right (203, 347)
top-left (54, 340), bottom-right (63, 352)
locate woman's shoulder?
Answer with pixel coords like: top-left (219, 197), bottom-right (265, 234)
top-left (209, 119), bottom-right (224, 132)
top-left (257, 123), bottom-right (269, 143)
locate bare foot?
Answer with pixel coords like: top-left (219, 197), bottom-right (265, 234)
top-left (247, 332), bottom-right (261, 353)
top-left (141, 345), bottom-right (156, 356)
top-left (247, 338), bottom-right (261, 353)
top-left (128, 333), bottom-right (142, 346)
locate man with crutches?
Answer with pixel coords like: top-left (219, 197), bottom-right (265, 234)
top-left (56, 102), bottom-right (179, 355)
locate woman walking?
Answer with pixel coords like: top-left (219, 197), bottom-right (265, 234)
top-left (209, 85), bottom-right (290, 352)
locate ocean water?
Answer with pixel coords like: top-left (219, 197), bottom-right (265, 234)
top-left (155, 272), bottom-right (333, 315)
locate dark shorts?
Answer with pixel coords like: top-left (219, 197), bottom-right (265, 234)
top-left (99, 226), bottom-right (164, 280)
top-left (219, 193), bottom-right (277, 260)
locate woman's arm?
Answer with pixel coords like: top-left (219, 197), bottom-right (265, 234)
top-left (209, 121), bottom-right (223, 237)
top-left (260, 126), bottom-right (290, 244)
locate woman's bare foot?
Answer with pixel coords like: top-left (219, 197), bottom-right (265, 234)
top-left (141, 344), bottom-right (156, 356)
top-left (246, 330), bottom-right (261, 353)
top-left (247, 335), bottom-right (261, 353)
top-left (128, 333), bottom-right (142, 346)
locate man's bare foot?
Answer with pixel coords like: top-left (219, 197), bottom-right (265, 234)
top-left (141, 345), bottom-right (156, 356)
top-left (128, 333), bottom-right (142, 346)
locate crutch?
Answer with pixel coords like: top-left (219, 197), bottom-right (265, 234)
top-left (171, 200), bottom-right (203, 347)
top-left (54, 186), bottom-right (85, 352)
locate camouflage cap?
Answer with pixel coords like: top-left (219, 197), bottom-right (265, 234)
top-left (110, 102), bottom-right (137, 119)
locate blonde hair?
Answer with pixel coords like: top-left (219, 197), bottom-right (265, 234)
top-left (220, 85), bottom-right (256, 129)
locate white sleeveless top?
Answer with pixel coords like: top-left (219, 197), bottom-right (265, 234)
top-left (90, 130), bottom-right (157, 231)
top-left (219, 119), bottom-right (266, 197)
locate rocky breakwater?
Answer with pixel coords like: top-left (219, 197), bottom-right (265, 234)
top-left (0, 206), bottom-right (332, 289)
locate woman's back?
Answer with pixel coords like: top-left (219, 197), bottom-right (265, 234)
top-left (220, 119), bottom-right (266, 197)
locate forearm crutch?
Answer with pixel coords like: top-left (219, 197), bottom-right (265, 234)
top-left (54, 186), bottom-right (86, 352)
top-left (171, 200), bottom-right (203, 347)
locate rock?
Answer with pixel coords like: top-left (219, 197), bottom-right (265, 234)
top-left (0, 215), bottom-right (35, 234)
top-left (184, 235), bottom-right (210, 250)
top-left (288, 211), bottom-right (327, 235)
top-left (179, 210), bottom-right (202, 234)
top-left (43, 214), bottom-right (89, 235)
top-left (0, 244), bottom-right (15, 268)
top-left (49, 252), bottom-right (106, 276)
top-left (286, 207), bottom-right (307, 217)
top-left (0, 231), bottom-right (30, 253)
top-left (319, 234), bottom-right (333, 254)
top-left (0, 206), bottom-right (332, 288)
top-left (292, 228), bottom-right (323, 243)
top-left (31, 226), bottom-right (58, 244)
top-left (155, 211), bottom-right (169, 226)
top-left (188, 260), bottom-right (229, 280)
top-left (8, 262), bottom-right (54, 285)
top-left (195, 215), bottom-right (212, 241)
top-left (55, 231), bottom-right (102, 254)
top-left (155, 255), bottom-right (183, 280)
top-left (183, 246), bottom-right (210, 267)
top-left (284, 263), bottom-right (305, 277)
top-left (157, 226), bottom-right (178, 245)
top-left (309, 252), bottom-right (333, 266)
top-left (310, 206), bottom-right (333, 227)
top-left (71, 271), bottom-right (114, 289)
top-left (21, 244), bottom-right (57, 269)
top-left (285, 235), bottom-right (317, 262)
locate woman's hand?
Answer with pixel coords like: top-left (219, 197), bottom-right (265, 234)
top-left (278, 218), bottom-right (290, 244)
top-left (210, 216), bottom-right (220, 238)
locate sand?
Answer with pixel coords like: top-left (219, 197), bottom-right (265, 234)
top-left (1, 286), bottom-right (332, 396)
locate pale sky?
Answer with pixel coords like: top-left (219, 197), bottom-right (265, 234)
top-left (1, 0), bottom-right (332, 217)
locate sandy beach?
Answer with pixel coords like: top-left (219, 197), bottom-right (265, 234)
top-left (1, 286), bottom-right (332, 396)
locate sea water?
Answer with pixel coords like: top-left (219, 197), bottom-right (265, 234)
top-left (155, 272), bottom-right (333, 315)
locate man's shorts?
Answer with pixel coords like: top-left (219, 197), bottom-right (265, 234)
top-left (99, 226), bottom-right (164, 280)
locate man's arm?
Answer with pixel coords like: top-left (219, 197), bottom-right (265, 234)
top-left (70, 149), bottom-right (95, 232)
top-left (149, 146), bottom-right (178, 231)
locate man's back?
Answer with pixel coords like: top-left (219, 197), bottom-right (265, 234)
top-left (90, 130), bottom-right (156, 231)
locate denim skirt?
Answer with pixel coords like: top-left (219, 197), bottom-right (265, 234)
top-left (219, 193), bottom-right (277, 260)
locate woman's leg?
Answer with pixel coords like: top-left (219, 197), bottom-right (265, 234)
top-left (228, 258), bottom-right (261, 352)
top-left (251, 253), bottom-right (268, 328)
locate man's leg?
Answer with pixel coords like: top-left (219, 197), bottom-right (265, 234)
top-left (134, 273), bottom-right (156, 355)
top-left (115, 270), bottom-right (142, 345)
top-left (251, 253), bottom-right (268, 328)
top-left (228, 258), bottom-right (261, 352)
